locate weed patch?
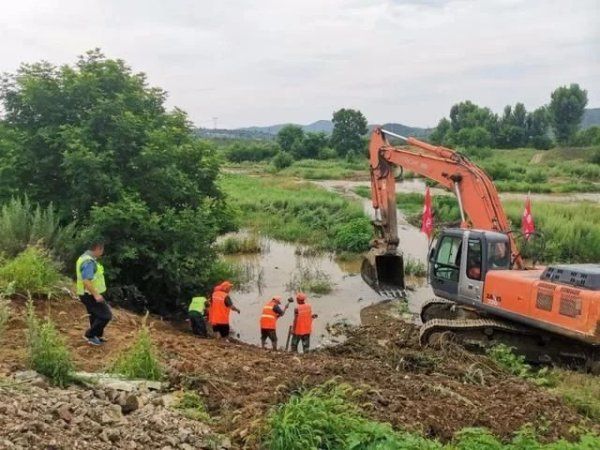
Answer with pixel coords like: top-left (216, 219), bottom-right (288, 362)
top-left (112, 316), bottom-right (163, 381)
top-left (487, 344), bottom-right (551, 386)
top-left (0, 247), bottom-right (66, 297)
top-left (550, 370), bottom-right (600, 421)
top-left (404, 257), bottom-right (427, 277)
top-left (175, 390), bottom-right (212, 422)
top-left (25, 299), bottom-right (74, 387)
top-left (217, 234), bottom-right (261, 254)
top-left (286, 265), bottom-right (333, 295)
top-left (0, 296), bottom-right (10, 339)
top-left (0, 197), bottom-right (77, 262)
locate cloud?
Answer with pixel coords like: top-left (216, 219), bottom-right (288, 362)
top-left (0, 0), bottom-right (598, 127)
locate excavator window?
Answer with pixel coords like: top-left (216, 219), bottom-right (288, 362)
top-left (434, 235), bottom-right (462, 282)
top-left (488, 242), bottom-right (510, 270)
top-left (467, 239), bottom-right (482, 281)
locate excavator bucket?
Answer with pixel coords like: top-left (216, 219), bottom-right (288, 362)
top-left (361, 248), bottom-right (405, 295)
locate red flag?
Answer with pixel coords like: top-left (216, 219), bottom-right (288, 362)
top-left (522, 194), bottom-right (535, 240)
top-left (421, 187), bottom-right (434, 239)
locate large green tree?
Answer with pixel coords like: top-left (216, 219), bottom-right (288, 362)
top-left (548, 84), bottom-right (588, 145)
top-left (276, 124), bottom-right (304, 153)
top-left (330, 108), bottom-right (368, 157)
top-left (0, 50), bottom-right (230, 314)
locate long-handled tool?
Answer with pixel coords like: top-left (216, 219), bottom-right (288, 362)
top-left (284, 297), bottom-right (295, 351)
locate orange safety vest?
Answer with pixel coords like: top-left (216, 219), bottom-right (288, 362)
top-left (294, 303), bottom-right (312, 336)
top-left (211, 290), bottom-right (231, 325)
top-left (260, 300), bottom-right (278, 330)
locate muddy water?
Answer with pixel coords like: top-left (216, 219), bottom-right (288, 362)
top-left (224, 179), bottom-right (438, 348)
top-left (224, 239), bottom-right (379, 349)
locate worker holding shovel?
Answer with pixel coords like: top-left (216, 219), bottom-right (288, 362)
top-left (287, 292), bottom-right (318, 353)
top-left (260, 296), bottom-right (292, 350)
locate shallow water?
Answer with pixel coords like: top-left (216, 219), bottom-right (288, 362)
top-left (224, 238), bottom-right (379, 348)
top-left (223, 179), bottom-right (437, 348)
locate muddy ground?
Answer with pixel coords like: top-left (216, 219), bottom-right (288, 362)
top-left (0, 297), bottom-right (595, 448)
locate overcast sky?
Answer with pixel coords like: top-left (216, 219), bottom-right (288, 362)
top-left (1, 0), bottom-right (598, 128)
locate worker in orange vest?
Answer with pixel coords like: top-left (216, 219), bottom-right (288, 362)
top-left (209, 281), bottom-right (240, 339)
top-left (291, 292), bottom-right (318, 353)
top-left (259, 295), bottom-right (291, 350)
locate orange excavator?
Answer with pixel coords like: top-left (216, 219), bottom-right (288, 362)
top-left (361, 127), bottom-right (600, 372)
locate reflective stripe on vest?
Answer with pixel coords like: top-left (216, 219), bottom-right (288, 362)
top-left (260, 300), bottom-right (278, 330)
top-left (211, 290), bottom-right (230, 325)
top-left (294, 303), bottom-right (312, 335)
top-left (189, 296), bottom-right (207, 313)
top-left (75, 253), bottom-right (106, 296)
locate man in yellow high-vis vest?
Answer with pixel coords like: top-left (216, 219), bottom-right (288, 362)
top-left (76, 240), bottom-right (111, 346)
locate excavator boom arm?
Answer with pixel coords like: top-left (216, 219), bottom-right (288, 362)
top-left (368, 127), bottom-right (522, 268)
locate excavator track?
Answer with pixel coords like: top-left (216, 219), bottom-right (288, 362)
top-left (419, 317), bottom-right (597, 371)
top-left (419, 298), bottom-right (479, 323)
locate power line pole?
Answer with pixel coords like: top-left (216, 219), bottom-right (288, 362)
top-left (212, 117), bottom-right (218, 130)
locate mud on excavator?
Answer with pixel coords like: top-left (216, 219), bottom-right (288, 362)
top-left (361, 127), bottom-right (600, 373)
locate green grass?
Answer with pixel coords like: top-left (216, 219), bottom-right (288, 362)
top-left (367, 189), bottom-right (600, 264)
top-left (550, 370), bottom-right (600, 421)
top-left (112, 316), bottom-right (164, 381)
top-left (0, 246), bottom-right (66, 297)
top-left (221, 174), bottom-right (372, 252)
top-left (25, 298), bottom-right (74, 387)
top-left (262, 381), bottom-right (600, 450)
top-left (216, 234), bottom-right (262, 254)
top-left (175, 390), bottom-right (212, 422)
top-left (225, 158), bottom-right (369, 180)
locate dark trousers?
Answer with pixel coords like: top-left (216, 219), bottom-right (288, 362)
top-left (80, 294), bottom-right (112, 338)
top-left (291, 334), bottom-right (310, 353)
top-left (189, 311), bottom-right (207, 337)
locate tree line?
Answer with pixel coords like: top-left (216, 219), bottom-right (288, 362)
top-left (224, 108), bottom-right (369, 167)
top-left (430, 84), bottom-right (595, 149)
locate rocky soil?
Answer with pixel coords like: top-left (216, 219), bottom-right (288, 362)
top-left (0, 371), bottom-right (228, 450)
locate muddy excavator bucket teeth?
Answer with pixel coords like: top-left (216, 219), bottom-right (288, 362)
top-left (361, 249), bottom-right (405, 296)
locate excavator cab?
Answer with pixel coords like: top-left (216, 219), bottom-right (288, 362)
top-left (429, 229), bottom-right (511, 302)
top-left (361, 247), bottom-right (405, 294)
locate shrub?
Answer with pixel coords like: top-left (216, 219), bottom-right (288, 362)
top-left (0, 197), bottom-right (77, 262)
top-left (0, 247), bottom-right (65, 297)
top-left (317, 146), bottom-right (337, 160)
top-left (112, 316), bottom-right (163, 380)
top-left (271, 152), bottom-right (294, 170)
top-left (175, 390), bottom-right (212, 422)
top-left (0, 296), bottom-right (10, 339)
top-left (590, 149), bottom-right (600, 165)
top-left (25, 299), bottom-right (74, 387)
top-left (331, 217), bottom-right (372, 252)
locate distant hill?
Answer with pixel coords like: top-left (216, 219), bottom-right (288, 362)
top-left (196, 119), bottom-right (432, 140)
top-left (582, 108), bottom-right (600, 128)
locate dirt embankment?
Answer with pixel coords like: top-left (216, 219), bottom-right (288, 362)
top-left (0, 297), bottom-right (594, 448)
